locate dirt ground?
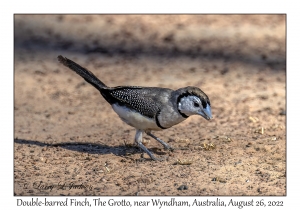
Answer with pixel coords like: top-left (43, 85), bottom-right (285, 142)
top-left (14, 15), bottom-right (286, 196)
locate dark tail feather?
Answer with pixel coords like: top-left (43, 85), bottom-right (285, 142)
top-left (58, 55), bottom-right (107, 91)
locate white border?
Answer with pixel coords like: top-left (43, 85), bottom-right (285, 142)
top-left (4, 0), bottom-right (298, 208)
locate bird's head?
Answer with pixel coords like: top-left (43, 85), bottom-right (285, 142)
top-left (175, 86), bottom-right (212, 120)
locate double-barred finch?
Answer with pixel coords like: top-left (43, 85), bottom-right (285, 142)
top-left (58, 55), bottom-right (212, 161)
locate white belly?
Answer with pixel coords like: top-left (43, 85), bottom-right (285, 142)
top-left (112, 104), bottom-right (162, 131)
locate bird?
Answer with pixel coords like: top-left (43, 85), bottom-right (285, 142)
top-left (57, 55), bottom-right (212, 161)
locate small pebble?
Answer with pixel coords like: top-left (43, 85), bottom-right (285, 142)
top-left (246, 142), bottom-right (252, 147)
top-left (279, 110), bottom-right (286, 115)
top-left (177, 185), bottom-right (188, 190)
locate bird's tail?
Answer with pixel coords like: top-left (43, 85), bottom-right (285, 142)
top-left (58, 55), bottom-right (107, 91)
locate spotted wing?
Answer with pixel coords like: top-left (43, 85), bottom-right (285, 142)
top-left (101, 86), bottom-right (170, 118)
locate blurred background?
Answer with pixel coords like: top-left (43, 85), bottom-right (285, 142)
top-left (15, 15), bottom-right (285, 68)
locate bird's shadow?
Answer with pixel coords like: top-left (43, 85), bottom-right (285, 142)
top-left (14, 138), bottom-right (166, 160)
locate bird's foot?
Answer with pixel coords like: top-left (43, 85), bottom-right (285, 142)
top-left (139, 150), bottom-right (168, 161)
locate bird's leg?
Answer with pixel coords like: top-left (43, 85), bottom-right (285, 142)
top-left (135, 129), bottom-right (158, 160)
top-left (146, 131), bottom-right (174, 151)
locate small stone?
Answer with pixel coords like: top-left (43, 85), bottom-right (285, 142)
top-left (246, 142), bottom-right (252, 147)
top-left (279, 110), bottom-right (286, 115)
top-left (271, 137), bottom-right (277, 141)
top-left (218, 178), bottom-right (227, 183)
top-left (177, 185), bottom-right (188, 190)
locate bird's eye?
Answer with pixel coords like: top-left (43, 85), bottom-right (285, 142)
top-left (193, 102), bottom-right (199, 107)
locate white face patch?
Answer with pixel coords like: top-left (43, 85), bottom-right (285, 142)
top-left (178, 95), bottom-right (203, 116)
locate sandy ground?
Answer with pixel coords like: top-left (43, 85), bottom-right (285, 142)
top-left (14, 15), bottom-right (286, 196)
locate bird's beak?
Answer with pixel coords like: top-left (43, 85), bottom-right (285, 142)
top-left (198, 104), bottom-right (213, 120)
